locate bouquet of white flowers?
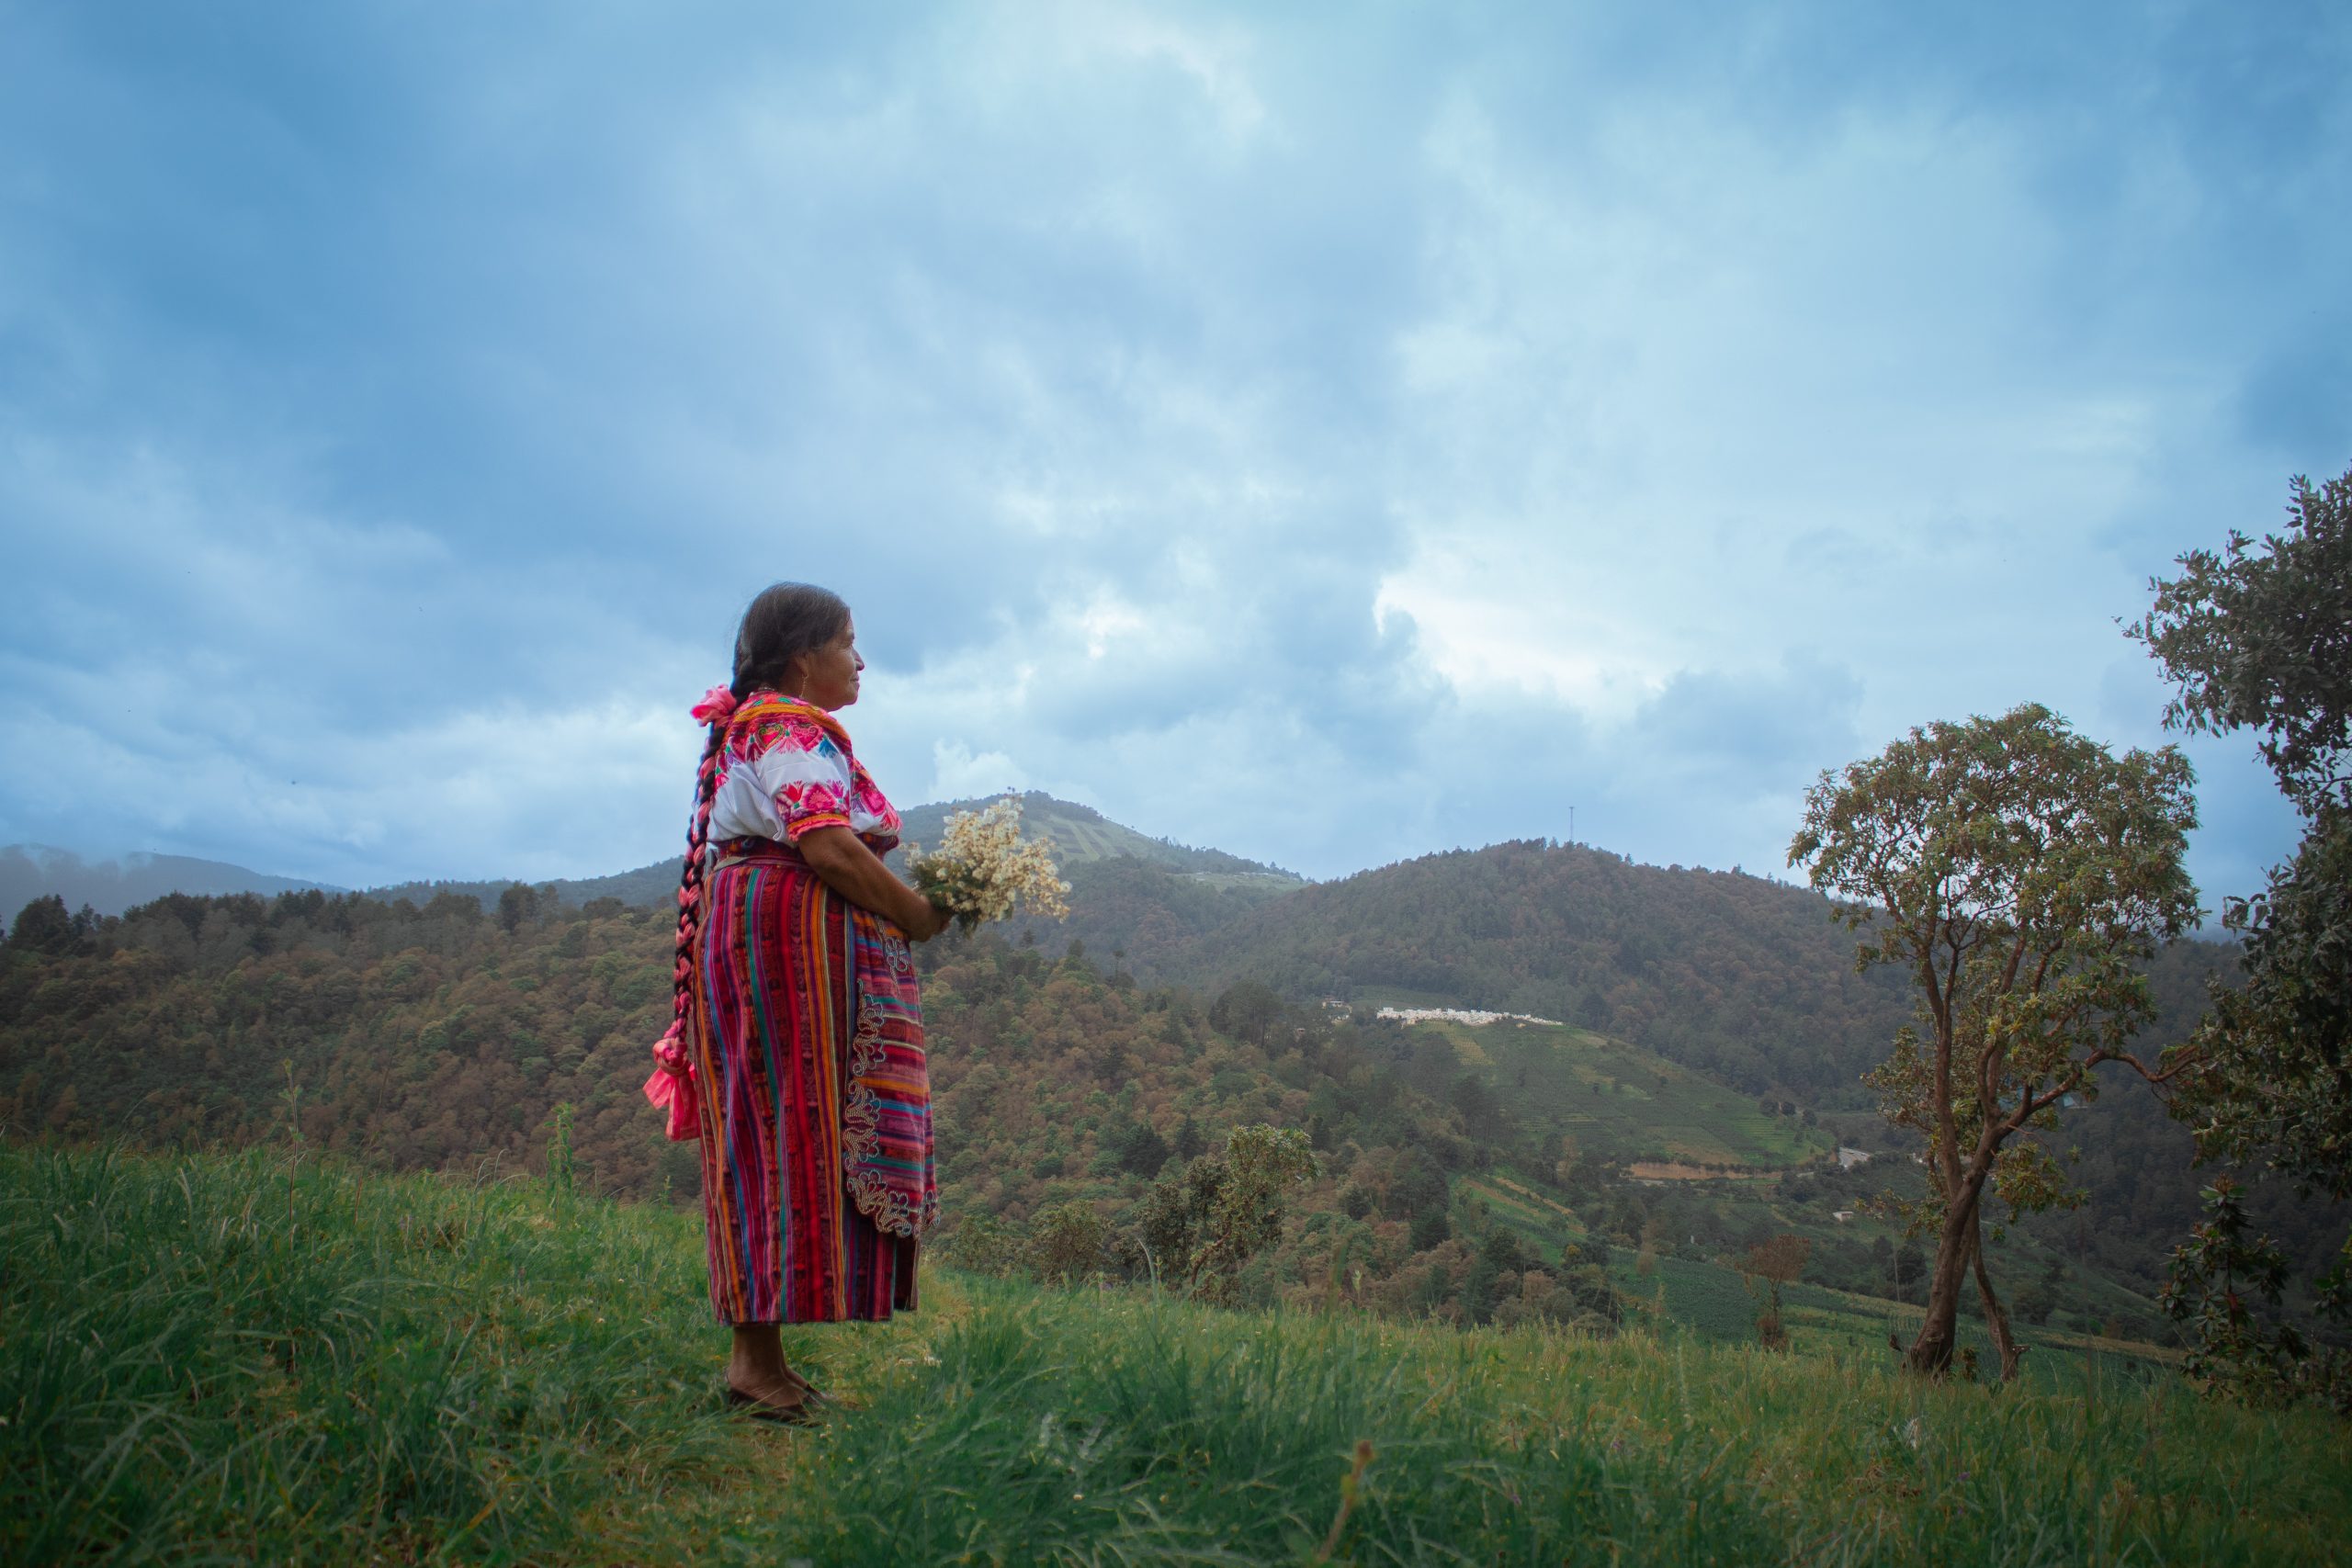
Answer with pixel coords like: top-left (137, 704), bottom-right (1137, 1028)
top-left (905, 799), bottom-right (1071, 933)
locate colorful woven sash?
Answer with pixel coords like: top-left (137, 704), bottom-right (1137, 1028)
top-left (838, 905), bottom-right (937, 1236)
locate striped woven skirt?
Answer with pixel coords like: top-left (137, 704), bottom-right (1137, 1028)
top-left (686, 850), bottom-right (927, 1324)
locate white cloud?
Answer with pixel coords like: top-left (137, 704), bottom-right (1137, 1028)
top-left (928, 739), bottom-right (1029, 803)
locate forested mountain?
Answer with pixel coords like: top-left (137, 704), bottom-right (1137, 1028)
top-left (0, 844), bottom-right (337, 918)
top-left (333, 816), bottom-right (2239, 1121)
top-left (1148, 838), bottom-right (2234, 1109)
top-left (8, 874), bottom-right (2334, 1346)
top-left (12, 825), bottom-right (2212, 1122)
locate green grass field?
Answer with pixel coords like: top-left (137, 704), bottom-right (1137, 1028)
top-left (6, 1142), bottom-right (2346, 1564)
top-left (1423, 1020), bottom-right (1836, 1171)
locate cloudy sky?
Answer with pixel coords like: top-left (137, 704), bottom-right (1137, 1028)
top-left (2, 2), bottom-right (2345, 901)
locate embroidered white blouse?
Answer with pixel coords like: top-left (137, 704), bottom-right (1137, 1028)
top-left (707, 697), bottom-right (900, 848)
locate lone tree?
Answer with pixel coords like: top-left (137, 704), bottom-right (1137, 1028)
top-left (1742, 1233), bottom-right (1812, 1351)
top-left (2132, 464), bottom-right (2352, 1408)
top-left (1134, 1123), bottom-right (1317, 1305)
top-left (1791, 704), bottom-right (2199, 1379)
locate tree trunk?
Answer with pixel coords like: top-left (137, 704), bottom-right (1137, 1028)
top-left (1970, 1228), bottom-right (2023, 1382)
top-left (1905, 1182), bottom-right (1984, 1376)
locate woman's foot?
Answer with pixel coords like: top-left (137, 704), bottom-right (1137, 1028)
top-left (726, 1325), bottom-right (839, 1421)
top-left (725, 1377), bottom-right (817, 1425)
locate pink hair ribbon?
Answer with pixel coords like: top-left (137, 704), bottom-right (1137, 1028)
top-left (690, 684), bottom-right (739, 726)
top-left (644, 1022), bottom-right (700, 1141)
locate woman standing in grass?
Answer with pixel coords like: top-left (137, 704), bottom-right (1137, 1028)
top-left (644, 582), bottom-right (949, 1422)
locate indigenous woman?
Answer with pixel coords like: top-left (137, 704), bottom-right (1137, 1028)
top-left (645, 583), bottom-right (949, 1422)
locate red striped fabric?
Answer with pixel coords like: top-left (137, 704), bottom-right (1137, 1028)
top-left (687, 853), bottom-right (924, 1324)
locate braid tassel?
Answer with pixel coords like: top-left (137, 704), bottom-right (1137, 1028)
top-left (645, 691), bottom-right (735, 1141)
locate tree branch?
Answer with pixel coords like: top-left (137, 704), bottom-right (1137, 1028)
top-left (2084, 1047), bottom-right (2193, 1089)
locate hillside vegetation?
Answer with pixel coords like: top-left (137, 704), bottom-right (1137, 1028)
top-left (1156, 838), bottom-right (2233, 1108)
top-left (6, 1143), bottom-right (2347, 1565)
top-left (1419, 1017), bottom-right (1833, 1171)
top-left (7, 858), bottom-right (2323, 1345)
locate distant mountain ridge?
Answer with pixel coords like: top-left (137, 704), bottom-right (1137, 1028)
top-left (362, 863), bottom-right (679, 913)
top-left (6, 794), bottom-right (1300, 926)
top-left (5, 817), bottom-right (2224, 1116)
top-left (361, 792), bottom-right (1306, 914)
top-left (891, 793), bottom-right (1305, 882)
top-left (1, 845), bottom-right (339, 922)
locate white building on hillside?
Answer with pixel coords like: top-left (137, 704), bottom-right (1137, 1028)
top-left (1375, 1006), bottom-right (1566, 1028)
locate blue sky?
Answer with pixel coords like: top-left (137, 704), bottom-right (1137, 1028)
top-left (1, 1), bottom-right (2344, 899)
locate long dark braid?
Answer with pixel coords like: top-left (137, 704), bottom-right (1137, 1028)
top-left (659, 582), bottom-right (851, 1062)
top-left (661, 721), bottom-right (731, 1051)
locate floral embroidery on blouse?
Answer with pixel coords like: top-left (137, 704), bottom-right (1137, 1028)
top-left (706, 693), bottom-right (900, 851)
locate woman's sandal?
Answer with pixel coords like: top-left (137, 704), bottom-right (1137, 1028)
top-left (780, 1367), bottom-right (865, 1412)
top-left (725, 1384), bottom-right (820, 1426)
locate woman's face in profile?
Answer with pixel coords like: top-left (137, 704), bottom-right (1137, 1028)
top-left (796, 620), bottom-right (864, 709)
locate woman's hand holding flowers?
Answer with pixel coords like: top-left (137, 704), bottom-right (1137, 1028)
top-left (902, 897), bottom-right (954, 942)
top-left (904, 799), bottom-right (1071, 934)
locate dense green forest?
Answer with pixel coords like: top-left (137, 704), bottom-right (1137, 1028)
top-left (8, 847), bottom-right (2336, 1346)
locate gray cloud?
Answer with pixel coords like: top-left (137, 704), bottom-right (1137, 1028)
top-left (1, 0), bottom-right (2341, 898)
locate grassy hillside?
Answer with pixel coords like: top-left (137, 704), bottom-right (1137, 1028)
top-left (6, 1142), bottom-right (2347, 1565)
top-left (1420, 1017), bottom-right (1836, 1171)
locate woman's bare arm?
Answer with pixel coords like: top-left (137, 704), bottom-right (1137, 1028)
top-left (795, 826), bottom-right (950, 940)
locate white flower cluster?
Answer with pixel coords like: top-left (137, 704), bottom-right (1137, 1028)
top-left (906, 799), bottom-right (1072, 933)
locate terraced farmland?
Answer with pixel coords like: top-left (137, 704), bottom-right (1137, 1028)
top-left (1458, 1168), bottom-right (1588, 1249)
top-left (1418, 1018), bottom-right (1837, 1171)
